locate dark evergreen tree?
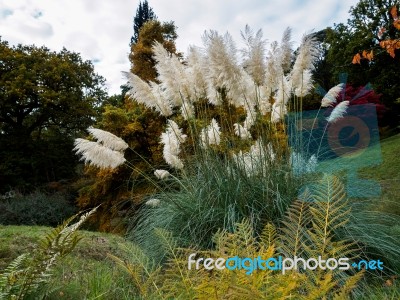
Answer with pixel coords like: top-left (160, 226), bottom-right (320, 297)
top-left (131, 0), bottom-right (157, 45)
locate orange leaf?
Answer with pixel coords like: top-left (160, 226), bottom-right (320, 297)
top-left (394, 20), bottom-right (400, 30)
top-left (362, 50), bottom-right (368, 58)
top-left (352, 53), bottom-right (361, 64)
top-left (391, 6), bottom-right (398, 20)
top-left (366, 50), bottom-right (374, 61)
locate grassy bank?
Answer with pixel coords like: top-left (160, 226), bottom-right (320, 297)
top-left (0, 226), bottom-right (136, 299)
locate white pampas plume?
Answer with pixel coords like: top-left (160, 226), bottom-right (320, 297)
top-left (160, 120), bottom-right (187, 169)
top-left (203, 30), bottom-right (244, 106)
top-left (241, 25), bottom-right (266, 86)
top-left (180, 101), bottom-right (195, 120)
top-left (73, 138), bottom-right (126, 169)
top-left (321, 83), bottom-right (344, 107)
top-left (293, 69), bottom-right (313, 97)
top-left (275, 75), bottom-right (292, 105)
top-left (187, 46), bottom-right (208, 98)
top-left (293, 34), bottom-right (320, 72)
top-left (153, 42), bottom-right (196, 107)
top-left (291, 34), bottom-right (319, 94)
top-left (232, 139), bottom-right (273, 177)
top-left (271, 102), bottom-right (287, 123)
top-left (154, 169), bottom-right (171, 180)
top-left (234, 123), bottom-right (252, 140)
top-left (87, 128), bottom-right (128, 151)
top-left (200, 118), bottom-right (221, 147)
top-left (280, 27), bottom-right (293, 72)
top-left (265, 41), bottom-right (283, 91)
top-left (145, 198), bottom-right (160, 207)
top-left (258, 86), bottom-right (272, 115)
top-left (124, 72), bottom-right (173, 116)
top-left (326, 101), bottom-right (349, 123)
top-left (290, 152), bottom-right (318, 176)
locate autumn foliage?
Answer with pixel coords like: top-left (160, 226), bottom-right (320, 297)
top-left (352, 5), bottom-right (400, 62)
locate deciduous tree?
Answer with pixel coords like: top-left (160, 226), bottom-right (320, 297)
top-left (0, 38), bottom-right (107, 191)
top-left (324, 0), bottom-right (400, 124)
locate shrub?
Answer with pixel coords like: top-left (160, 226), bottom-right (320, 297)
top-left (0, 191), bottom-right (77, 226)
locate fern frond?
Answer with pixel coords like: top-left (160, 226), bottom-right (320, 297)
top-left (0, 206), bottom-right (98, 300)
top-left (0, 254), bottom-right (30, 299)
top-left (279, 200), bottom-right (310, 257)
top-left (307, 175), bottom-right (351, 256)
top-left (303, 271), bottom-right (337, 300)
top-left (333, 270), bottom-right (364, 300)
top-left (108, 246), bottom-right (162, 299)
top-left (260, 222), bottom-right (276, 249)
top-left (154, 228), bottom-right (196, 299)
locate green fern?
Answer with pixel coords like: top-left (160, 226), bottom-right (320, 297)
top-left (0, 206), bottom-right (98, 300)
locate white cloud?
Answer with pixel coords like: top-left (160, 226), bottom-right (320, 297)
top-left (0, 0), bottom-right (358, 95)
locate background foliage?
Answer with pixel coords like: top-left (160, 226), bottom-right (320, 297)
top-left (0, 39), bottom-right (107, 192)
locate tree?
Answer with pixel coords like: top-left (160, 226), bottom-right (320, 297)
top-left (129, 20), bottom-right (178, 81)
top-left (75, 15), bottom-right (180, 231)
top-left (0, 38), bottom-right (107, 191)
top-left (131, 0), bottom-right (157, 45)
top-left (324, 0), bottom-right (400, 127)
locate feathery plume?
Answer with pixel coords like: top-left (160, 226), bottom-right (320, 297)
top-left (321, 83), bottom-right (344, 107)
top-left (241, 25), bottom-right (266, 86)
top-left (203, 30), bottom-right (244, 106)
top-left (187, 46), bottom-right (208, 98)
top-left (258, 86), bottom-right (272, 115)
top-left (154, 169), bottom-right (171, 180)
top-left (200, 118), bottom-right (221, 147)
top-left (290, 152), bottom-right (318, 176)
top-left (153, 42), bottom-right (196, 107)
top-left (87, 128), bottom-right (128, 151)
top-left (232, 139), bottom-right (273, 177)
top-left (326, 100), bottom-right (349, 123)
top-left (293, 69), bottom-right (313, 97)
top-left (73, 138), bottom-right (126, 169)
top-left (124, 72), bottom-right (173, 116)
top-left (275, 75), bottom-right (292, 105)
top-left (265, 41), bottom-right (283, 91)
top-left (234, 123), bottom-right (252, 140)
top-left (271, 102), bottom-right (287, 123)
top-left (145, 198), bottom-right (161, 207)
top-left (280, 27), bottom-right (293, 72)
top-left (291, 34), bottom-right (319, 95)
top-left (160, 120), bottom-right (187, 169)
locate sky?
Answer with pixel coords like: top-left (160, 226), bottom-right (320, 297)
top-left (0, 0), bottom-right (359, 95)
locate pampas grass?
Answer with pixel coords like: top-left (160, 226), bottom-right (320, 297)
top-left (160, 120), bottom-right (187, 169)
top-left (73, 138), bottom-right (126, 169)
top-left (327, 100), bottom-right (350, 123)
top-left (321, 83), bottom-right (344, 107)
top-left (87, 128), bottom-right (128, 151)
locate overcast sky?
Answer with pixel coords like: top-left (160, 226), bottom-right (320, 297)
top-left (0, 0), bottom-right (359, 95)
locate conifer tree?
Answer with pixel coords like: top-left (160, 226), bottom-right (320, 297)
top-left (131, 0), bottom-right (157, 45)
